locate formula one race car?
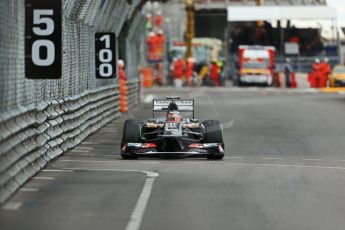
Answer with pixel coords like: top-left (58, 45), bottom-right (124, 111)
top-left (121, 97), bottom-right (224, 160)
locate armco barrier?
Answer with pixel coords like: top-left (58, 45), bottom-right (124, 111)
top-left (127, 80), bottom-right (140, 109)
top-left (0, 80), bottom-right (139, 204)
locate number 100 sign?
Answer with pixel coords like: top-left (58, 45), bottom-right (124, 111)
top-left (95, 33), bottom-right (117, 79)
top-left (25, 0), bottom-right (61, 79)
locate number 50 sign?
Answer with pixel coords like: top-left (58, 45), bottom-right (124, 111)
top-left (95, 33), bottom-right (117, 79)
top-left (25, 0), bottom-right (62, 79)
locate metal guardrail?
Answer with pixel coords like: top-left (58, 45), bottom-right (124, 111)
top-left (127, 80), bottom-right (140, 109)
top-left (193, 0), bottom-right (326, 6)
top-left (0, 0), bottom-right (144, 205)
top-left (0, 80), bottom-right (140, 204)
top-left (265, 56), bottom-right (339, 74)
top-left (229, 54), bottom-right (340, 74)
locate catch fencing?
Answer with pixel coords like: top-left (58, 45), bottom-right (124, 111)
top-left (0, 0), bottom-right (143, 204)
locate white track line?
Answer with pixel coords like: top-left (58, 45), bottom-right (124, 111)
top-left (59, 159), bottom-right (160, 164)
top-left (137, 161), bottom-right (161, 164)
top-left (2, 202), bottom-right (22, 210)
top-left (33, 176), bottom-right (55, 180)
top-left (62, 167), bottom-right (158, 230)
top-left (224, 156), bottom-right (242, 159)
top-left (59, 159), bottom-right (122, 163)
top-left (74, 146), bottom-right (94, 150)
top-left (182, 162), bottom-right (206, 165)
top-left (81, 142), bottom-right (94, 144)
top-left (263, 157), bottom-right (284, 160)
top-left (70, 149), bottom-right (90, 153)
top-left (227, 162), bottom-right (345, 171)
top-left (304, 159), bottom-right (324, 161)
top-left (20, 188), bottom-right (39, 192)
top-left (124, 177), bottom-right (155, 230)
top-left (64, 154), bottom-right (116, 157)
top-left (42, 169), bottom-right (74, 172)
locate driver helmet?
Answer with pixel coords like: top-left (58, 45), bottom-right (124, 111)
top-left (167, 111), bottom-right (182, 123)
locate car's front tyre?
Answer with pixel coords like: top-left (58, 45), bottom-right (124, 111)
top-left (202, 120), bottom-right (225, 160)
top-left (121, 119), bottom-right (141, 159)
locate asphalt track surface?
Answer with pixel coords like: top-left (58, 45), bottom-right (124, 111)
top-left (1, 88), bottom-right (345, 230)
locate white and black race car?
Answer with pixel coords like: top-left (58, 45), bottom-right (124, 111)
top-left (121, 97), bottom-right (224, 160)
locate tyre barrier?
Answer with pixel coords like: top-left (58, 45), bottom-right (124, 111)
top-left (0, 80), bottom-right (139, 204)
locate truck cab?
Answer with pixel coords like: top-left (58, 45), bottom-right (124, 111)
top-left (237, 45), bottom-right (275, 86)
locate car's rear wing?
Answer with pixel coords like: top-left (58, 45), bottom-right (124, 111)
top-left (152, 97), bottom-right (194, 118)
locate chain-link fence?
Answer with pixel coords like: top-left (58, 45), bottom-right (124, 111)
top-left (0, 0), bottom-right (143, 113)
top-left (126, 12), bottom-right (146, 79)
top-left (0, 0), bottom-right (144, 204)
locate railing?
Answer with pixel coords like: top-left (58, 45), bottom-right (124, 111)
top-left (193, 0), bottom-right (326, 6)
top-left (127, 80), bottom-right (140, 109)
top-left (0, 80), bottom-right (140, 204)
top-left (228, 54), bottom-right (340, 74)
top-left (275, 56), bottom-right (340, 73)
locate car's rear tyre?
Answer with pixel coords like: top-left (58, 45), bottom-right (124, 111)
top-left (121, 119), bottom-right (141, 159)
top-left (202, 120), bottom-right (224, 160)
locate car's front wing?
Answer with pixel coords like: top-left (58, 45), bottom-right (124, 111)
top-left (121, 143), bottom-right (224, 158)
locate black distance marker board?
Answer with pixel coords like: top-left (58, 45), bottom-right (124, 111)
top-left (25, 0), bottom-right (62, 79)
top-left (95, 33), bottom-right (117, 79)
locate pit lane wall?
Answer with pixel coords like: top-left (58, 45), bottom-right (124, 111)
top-left (0, 0), bottom-right (143, 204)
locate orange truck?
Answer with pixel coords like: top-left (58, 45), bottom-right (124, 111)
top-left (237, 45), bottom-right (275, 86)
